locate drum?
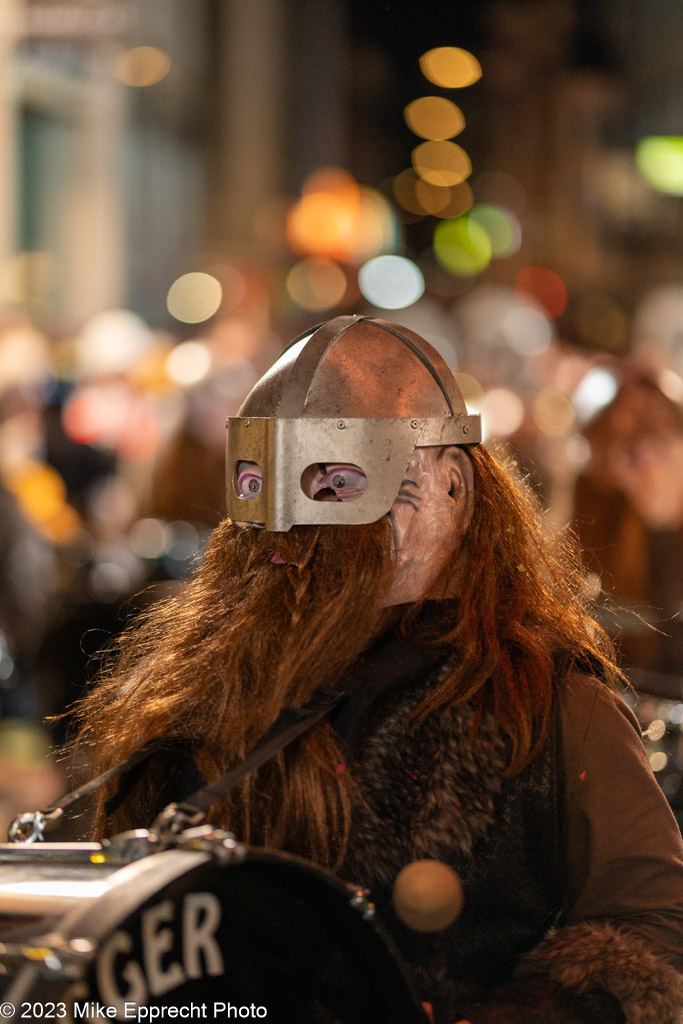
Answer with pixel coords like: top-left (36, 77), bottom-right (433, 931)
top-left (0, 837), bottom-right (426, 1024)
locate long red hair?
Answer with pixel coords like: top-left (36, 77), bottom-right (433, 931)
top-left (73, 443), bottom-right (621, 868)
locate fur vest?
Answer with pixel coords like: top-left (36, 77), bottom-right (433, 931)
top-left (339, 663), bottom-right (563, 1003)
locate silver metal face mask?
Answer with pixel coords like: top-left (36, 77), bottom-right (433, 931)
top-left (225, 315), bottom-right (481, 532)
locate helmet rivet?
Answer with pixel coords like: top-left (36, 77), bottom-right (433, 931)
top-left (336, 420), bottom-right (346, 430)
top-left (244, 420), bottom-right (251, 428)
top-left (463, 424), bottom-right (469, 434)
top-left (410, 419), bottom-right (419, 429)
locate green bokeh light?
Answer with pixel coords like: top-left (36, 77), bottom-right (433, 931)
top-left (468, 204), bottom-right (518, 256)
top-left (433, 214), bottom-right (492, 276)
top-left (635, 137), bottom-right (683, 196)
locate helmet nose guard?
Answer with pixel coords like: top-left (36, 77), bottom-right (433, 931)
top-left (226, 315), bottom-right (481, 531)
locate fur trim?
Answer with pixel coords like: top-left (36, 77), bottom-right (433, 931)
top-left (343, 669), bottom-right (508, 887)
top-left (517, 921), bottom-right (683, 1024)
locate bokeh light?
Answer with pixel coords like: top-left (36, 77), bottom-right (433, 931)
top-left (75, 309), bottom-right (153, 376)
top-left (635, 137), bottom-right (683, 196)
top-left (649, 751), bottom-right (668, 773)
top-left (433, 215), bottom-right (491, 276)
top-left (658, 368), bottom-right (683, 403)
top-left (286, 258), bottom-right (347, 311)
top-left (0, 323), bottom-right (51, 392)
top-left (412, 141), bottom-right (471, 187)
top-left (392, 169), bottom-right (428, 216)
top-left (419, 47), bottom-right (482, 89)
top-left (113, 46), bottom-right (171, 87)
top-left (572, 367), bottom-right (619, 423)
top-left (533, 387), bottom-right (576, 438)
top-left (566, 436), bottom-right (591, 470)
top-left (404, 97), bottom-right (465, 140)
top-left (6, 460), bottom-right (80, 544)
top-left (502, 306), bottom-right (553, 357)
top-left (393, 170), bottom-right (473, 219)
top-left (481, 388), bottom-right (525, 439)
top-left (62, 383), bottom-right (159, 460)
top-left (129, 517), bottom-right (168, 560)
top-left (165, 341), bottom-right (212, 386)
top-left (287, 169), bottom-right (394, 263)
top-left (516, 266), bottom-right (567, 318)
top-left (423, 181), bottom-right (474, 219)
top-left (469, 204), bottom-right (521, 257)
top-left (287, 191), bottom-right (357, 258)
top-left (358, 255), bottom-right (424, 309)
top-left (167, 272), bottom-right (222, 324)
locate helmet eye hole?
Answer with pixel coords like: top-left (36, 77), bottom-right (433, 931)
top-left (235, 460), bottom-right (263, 499)
top-left (301, 463), bottom-right (367, 503)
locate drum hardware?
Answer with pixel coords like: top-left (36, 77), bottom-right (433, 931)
top-left (0, 934), bottom-right (95, 979)
top-left (100, 825), bottom-right (247, 864)
top-left (8, 809), bottom-right (65, 845)
top-left (0, 689), bottom-right (434, 1021)
top-left (149, 802), bottom-right (207, 840)
top-left (348, 887), bottom-right (375, 920)
top-left (0, 845), bottom-right (427, 1023)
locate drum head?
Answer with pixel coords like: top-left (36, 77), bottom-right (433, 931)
top-left (54, 848), bottom-right (426, 1024)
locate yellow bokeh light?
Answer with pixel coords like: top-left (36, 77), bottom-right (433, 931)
top-left (392, 170), bottom-right (473, 219)
top-left (635, 137), bottom-right (683, 196)
top-left (412, 141), bottom-right (471, 187)
top-left (533, 388), bottom-right (576, 438)
top-left (286, 258), bottom-right (347, 311)
top-left (6, 460), bottom-right (80, 543)
top-left (167, 272), bottom-right (222, 324)
top-left (113, 46), bottom-right (171, 87)
top-left (419, 47), bottom-right (482, 89)
top-left (424, 181), bottom-right (474, 219)
top-left (414, 178), bottom-right (454, 215)
top-left (404, 96), bottom-right (465, 140)
top-left (393, 169), bottom-right (426, 215)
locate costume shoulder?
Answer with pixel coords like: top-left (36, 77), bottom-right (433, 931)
top-left (517, 672), bottom-right (683, 1024)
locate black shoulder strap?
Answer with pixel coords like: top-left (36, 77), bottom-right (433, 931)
top-left (10, 685), bottom-right (345, 841)
top-left (160, 684), bottom-right (344, 827)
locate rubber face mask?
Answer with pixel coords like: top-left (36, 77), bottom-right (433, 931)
top-left (384, 445), bottom-right (474, 606)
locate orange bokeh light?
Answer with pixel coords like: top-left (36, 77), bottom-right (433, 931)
top-left (515, 266), bottom-right (567, 318)
top-left (287, 168), bottom-right (392, 263)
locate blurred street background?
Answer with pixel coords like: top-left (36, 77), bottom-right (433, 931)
top-left (0, 0), bottom-right (681, 835)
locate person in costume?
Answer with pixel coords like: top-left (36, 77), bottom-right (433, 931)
top-left (74, 316), bottom-right (683, 1024)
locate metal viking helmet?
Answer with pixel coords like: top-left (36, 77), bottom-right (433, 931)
top-left (225, 314), bottom-right (481, 531)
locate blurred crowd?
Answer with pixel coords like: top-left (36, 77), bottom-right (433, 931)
top-left (0, 284), bottom-right (681, 836)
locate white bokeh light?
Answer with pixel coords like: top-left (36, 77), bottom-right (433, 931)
top-left (167, 272), bottom-right (222, 324)
top-left (358, 256), bottom-right (425, 310)
top-left (481, 388), bottom-right (525, 439)
top-left (502, 306), bottom-right (553, 357)
top-left (573, 368), bottom-right (619, 424)
top-left (166, 341), bottom-right (212, 386)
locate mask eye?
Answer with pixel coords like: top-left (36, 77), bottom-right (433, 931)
top-left (235, 460), bottom-right (263, 499)
top-left (301, 463), bottom-right (367, 502)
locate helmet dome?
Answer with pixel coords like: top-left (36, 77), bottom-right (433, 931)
top-left (226, 315), bottom-right (480, 531)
